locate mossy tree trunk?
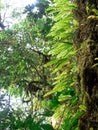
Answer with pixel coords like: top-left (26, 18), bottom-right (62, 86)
top-left (75, 0), bottom-right (98, 129)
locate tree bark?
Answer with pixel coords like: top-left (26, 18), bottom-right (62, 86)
top-left (74, 0), bottom-right (98, 129)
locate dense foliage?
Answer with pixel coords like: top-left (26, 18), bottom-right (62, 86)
top-left (0, 0), bottom-right (98, 129)
top-left (0, 0), bottom-right (54, 129)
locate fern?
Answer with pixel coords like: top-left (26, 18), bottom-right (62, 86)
top-left (46, 0), bottom-right (79, 129)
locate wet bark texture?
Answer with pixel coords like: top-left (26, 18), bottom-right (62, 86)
top-left (75, 0), bottom-right (98, 129)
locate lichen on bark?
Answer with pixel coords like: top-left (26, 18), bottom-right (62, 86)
top-left (74, 0), bottom-right (98, 129)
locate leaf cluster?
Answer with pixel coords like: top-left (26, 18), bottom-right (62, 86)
top-left (45, 0), bottom-right (81, 129)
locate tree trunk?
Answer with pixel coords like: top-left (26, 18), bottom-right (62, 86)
top-left (74, 0), bottom-right (98, 129)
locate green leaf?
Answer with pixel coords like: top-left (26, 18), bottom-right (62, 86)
top-left (58, 94), bottom-right (72, 102)
top-left (40, 124), bottom-right (54, 130)
top-left (79, 105), bottom-right (86, 112)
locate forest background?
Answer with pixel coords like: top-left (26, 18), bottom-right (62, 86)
top-left (0, 0), bottom-right (98, 130)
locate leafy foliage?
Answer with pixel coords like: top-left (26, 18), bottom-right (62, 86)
top-left (44, 0), bottom-right (83, 129)
top-left (0, 0), bottom-right (87, 129)
top-left (0, 0), bottom-right (54, 129)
